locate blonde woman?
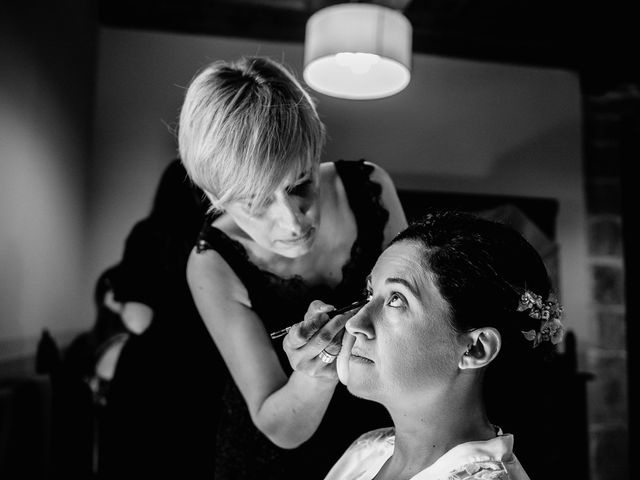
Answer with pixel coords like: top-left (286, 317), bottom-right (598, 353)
top-left (180, 56), bottom-right (407, 479)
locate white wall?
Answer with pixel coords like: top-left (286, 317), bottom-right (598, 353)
top-left (0, 2), bottom-right (96, 362)
top-left (90, 28), bottom-right (589, 362)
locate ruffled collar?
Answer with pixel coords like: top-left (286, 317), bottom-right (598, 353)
top-left (361, 428), bottom-right (517, 480)
top-left (412, 432), bottom-right (514, 479)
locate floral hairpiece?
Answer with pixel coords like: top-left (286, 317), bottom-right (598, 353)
top-left (517, 290), bottom-right (564, 347)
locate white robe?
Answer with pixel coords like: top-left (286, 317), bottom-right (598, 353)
top-left (324, 427), bottom-right (531, 480)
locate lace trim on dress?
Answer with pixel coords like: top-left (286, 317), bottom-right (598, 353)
top-left (334, 160), bottom-right (389, 299)
top-left (198, 228), bottom-right (324, 294)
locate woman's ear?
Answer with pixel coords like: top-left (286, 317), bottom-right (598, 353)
top-left (458, 327), bottom-right (501, 370)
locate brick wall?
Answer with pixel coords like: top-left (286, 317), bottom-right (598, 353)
top-left (583, 86), bottom-right (637, 480)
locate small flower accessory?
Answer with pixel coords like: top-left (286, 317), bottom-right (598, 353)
top-left (517, 290), bottom-right (565, 347)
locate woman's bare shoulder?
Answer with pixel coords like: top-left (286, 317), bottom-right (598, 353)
top-left (318, 161), bottom-right (344, 209)
top-left (186, 245), bottom-right (251, 308)
top-left (318, 161), bottom-right (338, 185)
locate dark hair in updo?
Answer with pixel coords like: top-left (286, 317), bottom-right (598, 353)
top-left (390, 210), bottom-right (560, 452)
top-left (390, 210), bottom-right (554, 354)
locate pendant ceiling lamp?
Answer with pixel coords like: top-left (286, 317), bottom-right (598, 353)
top-left (303, 2), bottom-right (412, 100)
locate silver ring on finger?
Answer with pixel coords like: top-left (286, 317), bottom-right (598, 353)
top-left (318, 349), bottom-right (338, 364)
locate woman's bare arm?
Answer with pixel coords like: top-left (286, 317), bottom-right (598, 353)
top-left (187, 247), bottom-right (346, 448)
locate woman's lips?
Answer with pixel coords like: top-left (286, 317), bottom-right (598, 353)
top-left (277, 227), bottom-right (315, 245)
top-left (350, 348), bottom-right (374, 364)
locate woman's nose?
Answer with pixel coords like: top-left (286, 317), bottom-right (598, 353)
top-left (273, 192), bottom-right (305, 232)
top-left (345, 304), bottom-right (375, 339)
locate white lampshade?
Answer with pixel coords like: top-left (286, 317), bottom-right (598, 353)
top-left (303, 3), bottom-right (412, 100)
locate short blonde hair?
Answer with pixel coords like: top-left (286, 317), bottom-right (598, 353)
top-left (178, 56), bottom-right (326, 211)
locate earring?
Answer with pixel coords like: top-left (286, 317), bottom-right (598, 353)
top-left (464, 347), bottom-right (471, 356)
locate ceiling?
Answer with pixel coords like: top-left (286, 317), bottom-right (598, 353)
top-left (99, 0), bottom-right (640, 95)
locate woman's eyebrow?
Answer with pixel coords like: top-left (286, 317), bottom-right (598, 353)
top-left (385, 277), bottom-right (421, 299)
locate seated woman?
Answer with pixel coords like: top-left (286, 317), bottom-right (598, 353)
top-left (320, 210), bottom-right (564, 480)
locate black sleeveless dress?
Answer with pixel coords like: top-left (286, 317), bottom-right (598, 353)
top-left (196, 160), bottom-right (392, 479)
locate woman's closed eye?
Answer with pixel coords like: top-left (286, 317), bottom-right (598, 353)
top-left (287, 179), bottom-right (313, 197)
top-left (240, 198), bottom-right (272, 216)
